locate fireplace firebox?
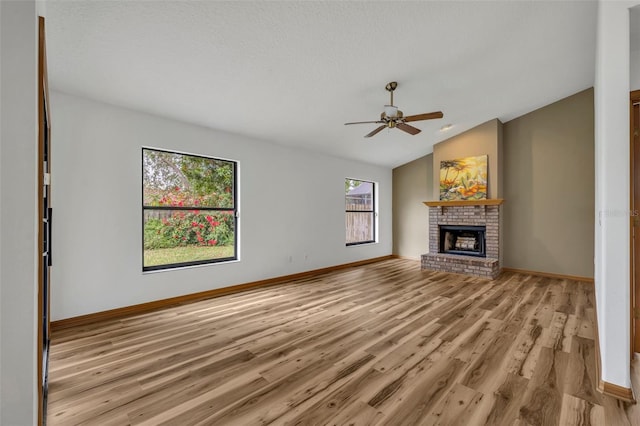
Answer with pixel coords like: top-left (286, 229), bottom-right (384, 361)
top-left (423, 201), bottom-right (502, 278)
top-left (439, 225), bottom-right (486, 257)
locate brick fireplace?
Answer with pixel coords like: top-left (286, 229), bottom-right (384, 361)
top-left (421, 199), bottom-right (503, 279)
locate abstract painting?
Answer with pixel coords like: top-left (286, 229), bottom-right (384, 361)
top-left (439, 155), bottom-right (488, 201)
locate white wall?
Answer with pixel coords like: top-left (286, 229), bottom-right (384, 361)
top-left (0, 1), bottom-right (39, 424)
top-left (50, 91), bottom-right (392, 320)
top-left (594, 0), bottom-right (640, 390)
top-left (1, 2), bottom-right (3, 419)
top-left (632, 50), bottom-right (640, 90)
top-left (1, 2), bottom-right (3, 421)
top-left (631, 7), bottom-right (640, 91)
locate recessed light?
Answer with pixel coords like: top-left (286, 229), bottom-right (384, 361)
top-left (440, 124), bottom-right (453, 132)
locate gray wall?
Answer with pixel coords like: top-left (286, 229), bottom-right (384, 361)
top-left (1, 1), bottom-right (39, 423)
top-left (51, 91), bottom-right (393, 320)
top-left (392, 89), bottom-right (595, 278)
top-left (392, 154), bottom-right (433, 258)
top-left (503, 88), bottom-right (594, 277)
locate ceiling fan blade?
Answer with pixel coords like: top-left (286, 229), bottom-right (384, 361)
top-left (396, 122), bottom-right (421, 135)
top-left (403, 111), bottom-right (444, 122)
top-left (345, 120), bottom-right (384, 126)
top-left (365, 125), bottom-right (386, 138)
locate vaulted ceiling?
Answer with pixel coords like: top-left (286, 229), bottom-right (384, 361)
top-left (44, 1), bottom-right (597, 168)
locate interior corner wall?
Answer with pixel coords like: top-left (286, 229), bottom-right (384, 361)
top-left (50, 91), bottom-right (392, 321)
top-left (594, 0), bottom-right (639, 391)
top-left (0, 1), bottom-right (3, 419)
top-left (503, 88), bottom-right (595, 278)
top-left (0, 1), bottom-right (38, 424)
top-left (392, 154), bottom-right (433, 259)
top-left (432, 119), bottom-right (502, 199)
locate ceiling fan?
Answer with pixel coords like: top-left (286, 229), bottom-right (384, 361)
top-left (345, 81), bottom-right (443, 138)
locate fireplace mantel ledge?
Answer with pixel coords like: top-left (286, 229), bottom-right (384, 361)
top-left (423, 199), bottom-right (504, 207)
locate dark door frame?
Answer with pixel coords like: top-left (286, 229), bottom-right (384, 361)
top-left (38, 16), bottom-right (51, 426)
top-left (631, 89), bottom-right (640, 356)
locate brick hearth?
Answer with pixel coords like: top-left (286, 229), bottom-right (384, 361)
top-left (421, 200), bottom-right (503, 279)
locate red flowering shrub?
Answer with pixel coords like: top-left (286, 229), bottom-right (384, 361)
top-left (145, 186), bottom-right (233, 210)
top-left (144, 184), bottom-right (235, 250)
top-left (144, 206), bottom-right (234, 250)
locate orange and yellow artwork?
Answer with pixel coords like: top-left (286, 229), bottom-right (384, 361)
top-left (439, 155), bottom-right (488, 201)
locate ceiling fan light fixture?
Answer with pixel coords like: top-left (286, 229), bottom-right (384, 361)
top-left (384, 105), bottom-right (398, 118)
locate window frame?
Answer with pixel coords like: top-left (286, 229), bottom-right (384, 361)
top-left (142, 147), bottom-right (238, 272)
top-left (345, 178), bottom-right (377, 246)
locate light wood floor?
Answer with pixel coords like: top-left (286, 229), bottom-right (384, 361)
top-left (47, 259), bottom-right (637, 425)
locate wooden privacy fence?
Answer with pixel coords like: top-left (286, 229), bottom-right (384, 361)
top-left (144, 210), bottom-right (174, 221)
top-left (346, 204), bottom-right (373, 243)
top-left (143, 210), bottom-right (231, 221)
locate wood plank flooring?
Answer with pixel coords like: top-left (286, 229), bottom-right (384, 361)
top-left (47, 259), bottom-right (637, 425)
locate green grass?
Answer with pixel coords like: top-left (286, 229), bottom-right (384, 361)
top-left (144, 245), bottom-right (234, 267)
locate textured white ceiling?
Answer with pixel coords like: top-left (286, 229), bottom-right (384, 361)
top-left (44, 1), bottom-right (597, 168)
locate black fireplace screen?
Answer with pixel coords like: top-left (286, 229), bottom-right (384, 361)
top-left (439, 225), bottom-right (486, 257)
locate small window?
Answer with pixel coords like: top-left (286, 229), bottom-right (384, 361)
top-left (345, 178), bottom-right (376, 245)
top-left (142, 148), bottom-right (237, 271)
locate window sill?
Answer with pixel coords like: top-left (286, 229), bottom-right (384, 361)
top-left (346, 241), bottom-right (378, 247)
top-left (142, 258), bottom-right (240, 274)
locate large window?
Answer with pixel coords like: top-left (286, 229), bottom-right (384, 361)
top-left (345, 178), bottom-right (375, 245)
top-left (142, 148), bottom-right (237, 271)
